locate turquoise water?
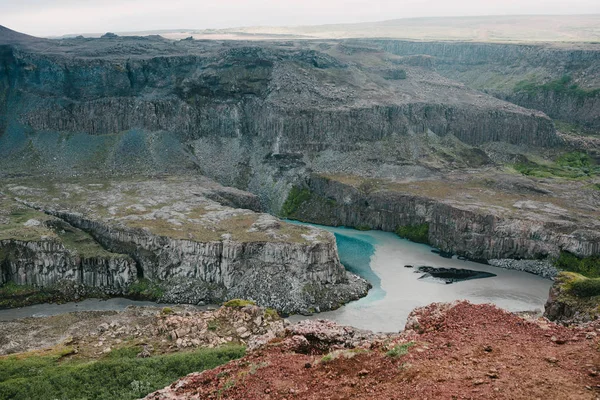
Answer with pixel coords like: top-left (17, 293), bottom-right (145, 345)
top-left (334, 231), bottom-right (385, 302)
top-left (0, 223), bottom-right (553, 332)
top-left (289, 222), bottom-right (553, 332)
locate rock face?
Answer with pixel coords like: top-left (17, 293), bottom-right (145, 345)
top-left (368, 39), bottom-right (600, 129)
top-left (287, 174), bottom-right (600, 262)
top-left (0, 238), bottom-right (135, 292)
top-left (544, 272), bottom-right (599, 324)
top-left (0, 27), bottom-right (558, 212)
top-left (3, 177), bottom-right (369, 313)
top-left (0, 195), bottom-right (137, 294)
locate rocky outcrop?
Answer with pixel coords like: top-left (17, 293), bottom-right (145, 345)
top-left (5, 178), bottom-right (369, 314)
top-left (144, 301), bottom-right (600, 400)
top-left (0, 238), bottom-right (135, 293)
top-left (46, 210), bottom-right (367, 314)
top-left (544, 272), bottom-right (600, 324)
top-left (0, 29), bottom-right (559, 192)
top-left (288, 174), bottom-right (600, 261)
top-left (367, 39), bottom-right (600, 128)
top-left (488, 259), bottom-right (558, 279)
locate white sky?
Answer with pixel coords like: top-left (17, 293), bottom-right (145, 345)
top-left (1, 0), bottom-right (599, 37)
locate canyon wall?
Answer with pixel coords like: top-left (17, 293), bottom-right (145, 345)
top-left (288, 175), bottom-right (600, 261)
top-left (0, 238), bottom-right (136, 293)
top-left (0, 38), bottom-right (559, 184)
top-left (368, 39), bottom-right (600, 129)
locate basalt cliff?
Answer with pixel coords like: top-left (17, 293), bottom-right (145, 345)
top-left (0, 25), bottom-right (599, 309)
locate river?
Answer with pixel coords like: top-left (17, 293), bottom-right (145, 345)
top-left (0, 224), bottom-right (552, 332)
top-left (287, 223), bottom-right (552, 332)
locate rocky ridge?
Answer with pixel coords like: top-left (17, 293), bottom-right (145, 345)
top-left (145, 301), bottom-right (600, 399)
top-left (285, 172), bottom-right (600, 262)
top-left (0, 177), bottom-right (369, 314)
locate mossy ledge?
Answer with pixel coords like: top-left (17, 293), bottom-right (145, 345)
top-left (395, 223), bottom-right (430, 245)
top-left (544, 271), bottom-right (600, 323)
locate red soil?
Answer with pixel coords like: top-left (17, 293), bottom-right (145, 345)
top-left (146, 302), bottom-right (600, 400)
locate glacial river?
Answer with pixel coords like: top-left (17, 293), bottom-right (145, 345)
top-left (287, 223), bottom-right (553, 332)
top-left (0, 224), bottom-right (552, 332)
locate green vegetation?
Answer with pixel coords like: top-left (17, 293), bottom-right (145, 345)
top-left (127, 279), bottom-right (164, 301)
top-left (515, 75), bottom-right (600, 99)
top-left (161, 307), bottom-right (174, 315)
top-left (0, 345), bottom-right (245, 400)
top-left (0, 282), bottom-right (60, 309)
top-left (320, 353), bottom-right (334, 363)
top-left (207, 320), bottom-right (219, 331)
top-left (386, 342), bottom-right (415, 358)
top-left (569, 277), bottom-right (600, 298)
top-left (555, 251), bottom-right (600, 278)
top-left (280, 187), bottom-right (312, 217)
top-left (264, 308), bottom-right (279, 319)
top-left (395, 223), bottom-right (429, 244)
top-left (514, 152), bottom-right (599, 179)
top-left (49, 221), bottom-right (129, 260)
top-left (355, 225), bottom-right (371, 231)
top-left (223, 299), bottom-right (256, 308)
top-left (320, 349), bottom-right (367, 364)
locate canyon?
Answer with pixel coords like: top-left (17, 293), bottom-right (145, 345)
top-left (0, 16), bottom-right (599, 400)
top-left (0, 24), bottom-right (598, 315)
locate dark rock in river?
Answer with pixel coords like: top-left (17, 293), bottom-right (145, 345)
top-left (416, 266), bottom-right (496, 284)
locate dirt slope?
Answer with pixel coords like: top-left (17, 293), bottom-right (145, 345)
top-left (145, 302), bottom-right (600, 400)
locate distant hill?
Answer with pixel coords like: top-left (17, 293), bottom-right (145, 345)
top-left (211, 14), bottom-right (600, 43)
top-left (75, 14), bottom-right (599, 43)
top-left (0, 25), bottom-right (45, 44)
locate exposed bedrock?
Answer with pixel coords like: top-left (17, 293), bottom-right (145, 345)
top-left (42, 210), bottom-right (368, 313)
top-left (288, 175), bottom-right (600, 261)
top-left (368, 39), bottom-right (600, 128)
top-left (0, 39), bottom-right (559, 185)
top-left (0, 238), bottom-right (136, 293)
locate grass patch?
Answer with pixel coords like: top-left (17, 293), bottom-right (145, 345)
top-left (127, 279), bottom-right (164, 301)
top-left (514, 152), bottom-right (599, 179)
top-left (569, 277), bottom-right (600, 298)
top-left (0, 345), bottom-right (245, 400)
top-left (395, 223), bottom-right (429, 244)
top-left (223, 299), bottom-right (256, 308)
top-left (515, 75), bottom-right (600, 99)
top-left (280, 187), bottom-right (312, 217)
top-left (264, 308), bottom-right (279, 319)
top-left (386, 342), bottom-right (415, 358)
top-left (555, 251), bottom-right (600, 278)
top-left (207, 320), bottom-right (219, 331)
top-left (0, 282), bottom-right (61, 309)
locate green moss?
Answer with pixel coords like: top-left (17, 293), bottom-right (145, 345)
top-left (569, 278), bottom-right (600, 298)
top-left (395, 223), bottom-right (429, 244)
top-left (0, 283), bottom-right (61, 309)
top-left (264, 308), bottom-right (279, 319)
top-left (555, 251), bottom-right (600, 278)
top-left (354, 225), bottom-right (371, 231)
top-left (0, 345), bottom-right (245, 400)
top-left (515, 75), bottom-right (600, 99)
top-left (280, 187), bottom-right (312, 217)
top-left (48, 221), bottom-right (130, 260)
top-left (223, 299), bottom-right (256, 308)
top-left (513, 152), bottom-right (599, 179)
top-left (207, 320), bottom-right (219, 331)
top-left (127, 279), bottom-right (164, 301)
top-left (386, 342), bottom-right (415, 358)
top-left (161, 307), bottom-right (174, 315)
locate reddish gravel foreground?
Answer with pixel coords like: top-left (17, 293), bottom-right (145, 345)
top-left (146, 302), bottom-right (600, 400)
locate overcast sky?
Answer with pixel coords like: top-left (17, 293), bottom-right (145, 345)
top-left (2, 0), bottom-right (599, 37)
